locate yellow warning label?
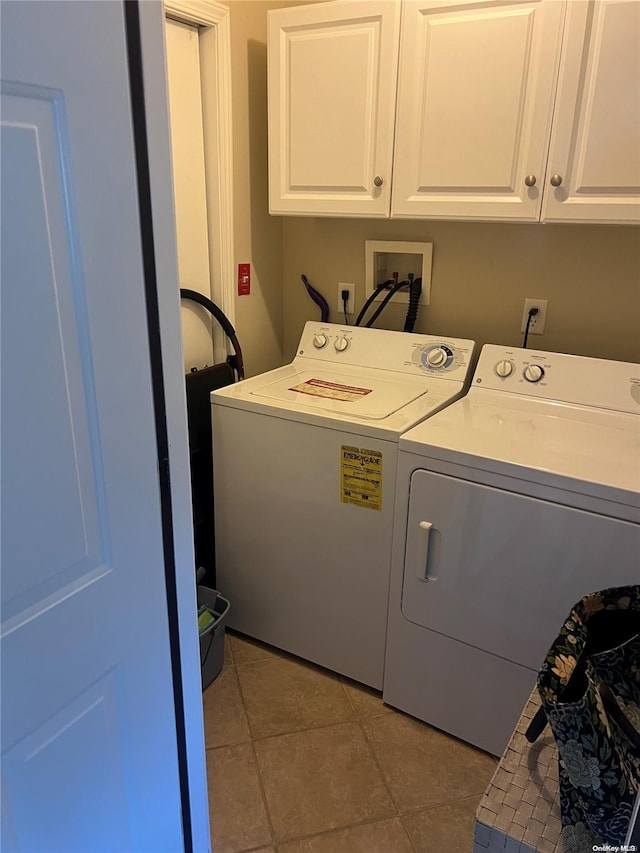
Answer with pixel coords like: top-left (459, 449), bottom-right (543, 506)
top-left (340, 445), bottom-right (382, 511)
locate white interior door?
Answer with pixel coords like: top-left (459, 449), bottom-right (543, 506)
top-left (165, 17), bottom-right (216, 371)
top-left (1, 3), bottom-right (198, 850)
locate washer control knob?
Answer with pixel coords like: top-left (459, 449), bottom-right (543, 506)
top-left (313, 333), bottom-right (328, 349)
top-left (494, 359), bottom-right (514, 378)
top-left (426, 347), bottom-right (448, 368)
top-left (523, 364), bottom-right (545, 383)
top-left (334, 336), bottom-right (349, 352)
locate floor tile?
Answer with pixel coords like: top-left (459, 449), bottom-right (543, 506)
top-left (340, 678), bottom-right (394, 719)
top-left (278, 817), bottom-right (414, 853)
top-left (229, 631), bottom-right (287, 665)
top-left (402, 796), bottom-right (481, 851)
top-left (224, 633), bottom-right (233, 667)
top-left (206, 743), bottom-right (272, 853)
top-left (254, 722), bottom-right (395, 842)
top-left (202, 666), bottom-right (250, 748)
top-left (362, 713), bottom-right (496, 813)
top-left (237, 657), bottom-right (354, 738)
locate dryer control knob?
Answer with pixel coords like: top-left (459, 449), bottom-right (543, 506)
top-left (426, 347), bottom-right (447, 368)
top-left (495, 359), bottom-right (513, 378)
top-left (313, 333), bottom-right (328, 349)
top-left (334, 336), bottom-right (350, 352)
top-left (523, 364), bottom-right (545, 383)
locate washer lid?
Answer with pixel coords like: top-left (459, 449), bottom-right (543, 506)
top-left (251, 367), bottom-right (427, 420)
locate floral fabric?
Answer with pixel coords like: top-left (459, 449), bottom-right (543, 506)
top-left (536, 585), bottom-right (640, 850)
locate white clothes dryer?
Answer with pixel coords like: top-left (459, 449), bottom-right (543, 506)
top-left (210, 322), bottom-right (475, 689)
top-left (383, 344), bottom-right (640, 755)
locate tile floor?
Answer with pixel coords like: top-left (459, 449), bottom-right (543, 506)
top-left (204, 631), bottom-right (497, 853)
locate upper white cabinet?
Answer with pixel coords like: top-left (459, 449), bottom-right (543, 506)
top-left (542, 0), bottom-right (640, 223)
top-left (268, 0), bottom-right (640, 224)
top-left (392, 0), bottom-right (565, 221)
top-left (267, 1), bottom-right (401, 217)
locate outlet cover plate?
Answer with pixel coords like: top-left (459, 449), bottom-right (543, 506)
top-left (521, 298), bottom-right (548, 334)
top-left (337, 282), bottom-right (355, 315)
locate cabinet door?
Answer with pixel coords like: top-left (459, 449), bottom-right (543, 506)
top-left (268, 1), bottom-right (400, 217)
top-left (391, 0), bottom-right (565, 221)
top-left (542, 0), bottom-right (640, 224)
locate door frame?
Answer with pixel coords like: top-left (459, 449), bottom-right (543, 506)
top-left (137, 3), bottom-right (212, 850)
top-left (165, 0), bottom-right (235, 365)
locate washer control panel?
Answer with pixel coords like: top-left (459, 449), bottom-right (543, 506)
top-left (413, 342), bottom-right (469, 374)
top-left (474, 344), bottom-right (640, 414)
top-left (422, 345), bottom-right (452, 369)
top-left (297, 321), bottom-right (475, 380)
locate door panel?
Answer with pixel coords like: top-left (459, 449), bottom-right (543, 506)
top-left (2, 675), bottom-right (130, 853)
top-left (1, 3), bottom-right (185, 850)
top-left (1, 91), bottom-right (107, 614)
top-left (165, 18), bottom-right (214, 371)
top-left (392, 0), bottom-right (565, 220)
top-left (414, 12), bottom-right (531, 188)
top-left (402, 470), bottom-right (640, 670)
top-left (288, 30), bottom-right (375, 187)
top-left (268, 0), bottom-right (400, 216)
top-left (543, 0), bottom-right (640, 222)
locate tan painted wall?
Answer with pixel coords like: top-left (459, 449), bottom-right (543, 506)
top-left (282, 218), bottom-right (640, 364)
top-left (225, 0), bottom-right (283, 376)
top-left (225, 0), bottom-right (319, 376)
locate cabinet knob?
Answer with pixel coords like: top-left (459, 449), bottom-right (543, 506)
top-left (524, 174), bottom-right (537, 187)
top-left (550, 174), bottom-right (563, 187)
top-left (373, 176), bottom-right (383, 187)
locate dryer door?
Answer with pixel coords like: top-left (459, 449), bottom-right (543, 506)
top-left (401, 470), bottom-right (640, 670)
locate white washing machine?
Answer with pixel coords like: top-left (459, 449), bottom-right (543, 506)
top-left (210, 322), bottom-right (475, 689)
top-left (383, 344), bottom-right (640, 755)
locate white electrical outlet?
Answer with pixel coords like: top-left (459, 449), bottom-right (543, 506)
top-left (521, 298), bottom-right (548, 334)
top-left (337, 282), bottom-right (355, 316)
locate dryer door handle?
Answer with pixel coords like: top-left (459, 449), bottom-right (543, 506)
top-left (417, 521), bottom-right (438, 581)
